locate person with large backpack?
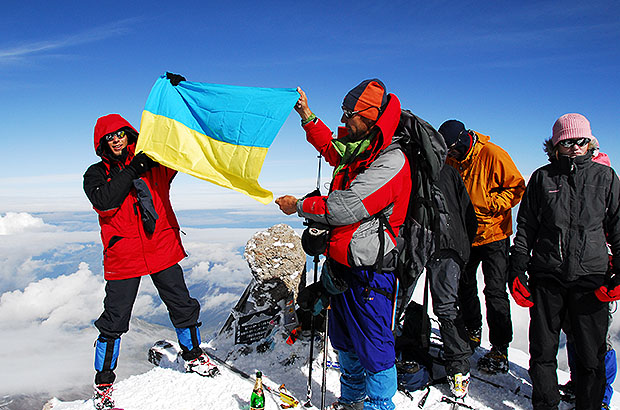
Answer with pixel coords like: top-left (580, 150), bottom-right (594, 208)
top-left (438, 119), bottom-right (525, 375)
top-left (276, 79), bottom-right (411, 410)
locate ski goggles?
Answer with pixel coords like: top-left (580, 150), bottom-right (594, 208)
top-left (104, 129), bottom-right (126, 141)
top-left (557, 137), bottom-right (590, 148)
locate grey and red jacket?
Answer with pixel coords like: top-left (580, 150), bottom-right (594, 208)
top-left (295, 94), bottom-right (411, 268)
top-left (511, 150), bottom-right (620, 283)
top-left (83, 114), bottom-right (186, 280)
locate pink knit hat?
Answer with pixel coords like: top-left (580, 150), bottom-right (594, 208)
top-left (552, 113), bottom-right (593, 146)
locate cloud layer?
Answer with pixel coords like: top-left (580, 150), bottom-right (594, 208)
top-left (0, 211), bottom-right (256, 395)
top-left (1, 210), bottom-right (618, 398)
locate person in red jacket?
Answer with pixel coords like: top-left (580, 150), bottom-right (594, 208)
top-left (83, 110), bottom-right (218, 410)
top-left (276, 79), bottom-right (411, 410)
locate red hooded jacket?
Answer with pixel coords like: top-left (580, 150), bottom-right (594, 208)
top-left (83, 114), bottom-right (186, 280)
top-left (296, 95), bottom-right (411, 267)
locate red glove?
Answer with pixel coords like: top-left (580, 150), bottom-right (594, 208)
top-left (509, 252), bottom-right (533, 308)
top-left (595, 272), bottom-right (620, 302)
top-left (511, 274), bottom-right (534, 308)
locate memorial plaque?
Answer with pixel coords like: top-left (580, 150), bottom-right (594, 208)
top-left (235, 308), bottom-right (280, 345)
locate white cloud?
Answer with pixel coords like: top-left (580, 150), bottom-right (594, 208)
top-left (0, 212), bottom-right (53, 235)
top-left (0, 19), bottom-right (136, 64)
top-left (179, 227), bottom-right (258, 289)
top-left (199, 292), bottom-right (240, 311)
top-left (0, 262), bottom-right (165, 395)
top-left (0, 262), bottom-right (103, 327)
top-left (0, 263), bottom-right (103, 394)
top-left (0, 213), bottom-right (98, 292)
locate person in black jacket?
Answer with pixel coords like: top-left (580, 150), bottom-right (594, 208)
top-left (425, 164), bottom-right (477, 398)
top-left (509, 113), bottom-right (620, 410)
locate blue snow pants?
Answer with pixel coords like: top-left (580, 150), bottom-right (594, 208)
top-left (328, 266), bottom-right (397, 409)
top-left (338, 350), bottom-right (397, 410)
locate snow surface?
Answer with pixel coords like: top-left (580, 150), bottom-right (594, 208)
top-left (45, 334), bottom-right (620, 410)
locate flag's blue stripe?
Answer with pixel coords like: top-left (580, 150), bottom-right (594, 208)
top-left (143, 76), bottom-right (298, 148)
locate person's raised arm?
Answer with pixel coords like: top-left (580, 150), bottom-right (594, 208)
top-left (294, 87), bottom-right (313, 122)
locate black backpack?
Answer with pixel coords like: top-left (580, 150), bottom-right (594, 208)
top-left (382, 109), bottom-right (447, 345)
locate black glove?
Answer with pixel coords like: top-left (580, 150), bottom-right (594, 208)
top-left (297, 282), bottom-right (329, 316)
top-left (301, 220), bottom-right (329, 256)
top-left (166, 72), bottom-right (186, 86)
top-left (128, 152), bottom-right (158, 175)
top-left (508, 251), bottom-right (529, 283)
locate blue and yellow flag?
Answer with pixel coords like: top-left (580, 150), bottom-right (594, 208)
top-left (137, 75), bottom-right (299, 204)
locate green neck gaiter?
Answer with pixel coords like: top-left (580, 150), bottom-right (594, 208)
top-left (331, 132), bottom-right (375, 176)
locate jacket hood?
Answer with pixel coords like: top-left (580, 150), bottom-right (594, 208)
top-left (457, 130), bottom-right (488, 163)
top-left (335, 93), bottom-right (402, 167)
top-left (372, 93), bottom-right (402, 151)
top-left (94, 114), bottom-right (139, 158)
top-left (593, 151), bottom-right (611, 167)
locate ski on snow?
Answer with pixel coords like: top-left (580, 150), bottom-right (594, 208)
top-left (202, 346), bottom-right (300, 409)
top-left (148, 340), bottom-right (299, 409)
top-left (147, 340), bottom-right (299, 408)
top-left (440, 396), bottom-right (476, 409)
top-left (469, 373), bottom-right (531, 400)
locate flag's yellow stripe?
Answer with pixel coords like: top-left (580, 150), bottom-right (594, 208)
top-left (138, 110), bottom-right (273, 204)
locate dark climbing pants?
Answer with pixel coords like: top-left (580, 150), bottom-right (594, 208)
top-left (427, 255), bottom-right (471, 376)
top-left (94, 263), bottom-right (200, 384)
top-left (529, 279), bottom-right (607, 410)
top-left (458, 238), bottom-right (512, 349)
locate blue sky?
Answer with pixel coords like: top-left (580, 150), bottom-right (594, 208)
top-left (1, 0), bottom-right (619, 212)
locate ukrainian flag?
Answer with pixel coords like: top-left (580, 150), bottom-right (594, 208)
top-left (137, 75), bottom-right (299, 204)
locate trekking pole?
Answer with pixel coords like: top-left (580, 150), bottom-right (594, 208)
top-left (304, 255), bottom-right (319, 407)
top-left (320, 306), bottom-right (330, 410)
top-left (315, 153), bottom-right (322, 192)
top-left (304, 154), bottom-right (322, 408)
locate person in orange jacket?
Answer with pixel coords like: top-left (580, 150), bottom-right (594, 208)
top-left (438, 119), bottom-right (525, 374)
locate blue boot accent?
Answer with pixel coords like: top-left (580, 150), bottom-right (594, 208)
top-left (603, 348), bottom-right (617, 406)
top-left (94, 336), bottom-right (121, 372)
top-left (365, 364), bottom-right (397, 410)
top-left (175, 325), bottom-right (201, 352)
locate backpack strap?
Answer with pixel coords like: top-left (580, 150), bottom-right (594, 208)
top-left (362, 213), bottom-right (397, 301)
top-left (420, 268), bottom-right (430, 352)
top-left (375, 212), bottom-right (398, 275)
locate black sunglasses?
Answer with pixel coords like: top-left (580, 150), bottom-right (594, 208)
top-left (558, 138), bottom-right (590, 148)
top-left (342, 106), bottom-right (377, 120)
top-left (105, 130), bottom-right (126, 142)
top-left (447, 129), bottom-right (469, 150)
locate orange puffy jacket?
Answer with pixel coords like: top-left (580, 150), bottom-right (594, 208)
top-left (447, 131), bottom-right (525, 246)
